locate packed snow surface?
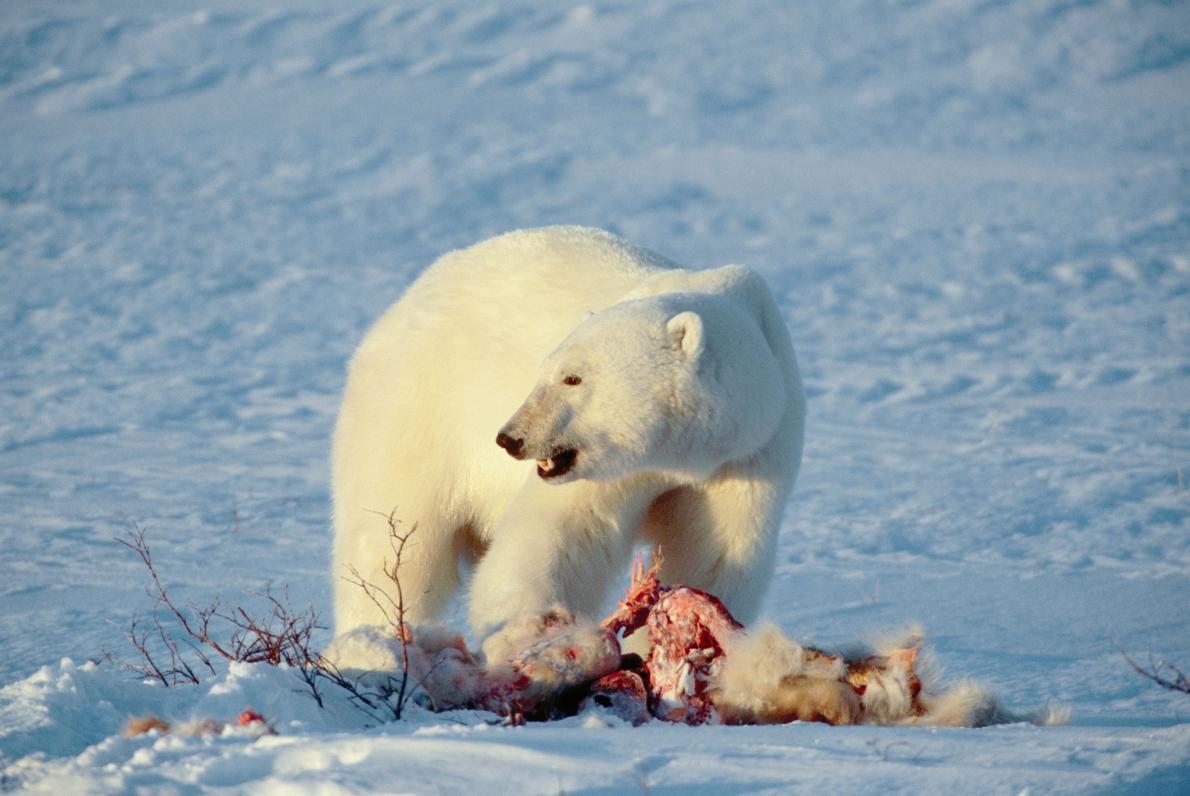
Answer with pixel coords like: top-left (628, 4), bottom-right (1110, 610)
top-left (2, 0), bottom-right (1188, 792)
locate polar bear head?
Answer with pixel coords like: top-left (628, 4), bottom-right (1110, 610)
top-left (496, 294), bottom-right (787, 484)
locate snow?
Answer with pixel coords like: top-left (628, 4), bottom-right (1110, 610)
top-left (2, 0), bottom-right (1188, 792)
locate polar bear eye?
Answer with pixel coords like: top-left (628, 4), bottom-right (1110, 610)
top-left (562, 375), bottom-right (582, 386)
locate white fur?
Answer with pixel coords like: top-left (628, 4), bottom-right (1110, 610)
top-left (716, 623), bottom-right (845, 706)
top-left (710, 623), bottom-right (1065, 727)
top-left (712, 623), bottom-right (853, 724)
top-left (330, 227), bottom-right (805, 666)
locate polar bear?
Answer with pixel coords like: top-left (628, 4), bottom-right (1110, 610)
top-left (331, 226), bottom-right (804, 661)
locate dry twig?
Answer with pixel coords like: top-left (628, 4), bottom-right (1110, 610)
top-left (1121, 649), bottom-right (1190, 695)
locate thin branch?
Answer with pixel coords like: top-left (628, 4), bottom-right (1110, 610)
top-left (342, 510), bottom-right (420, 719)
top-left (116, 527), bottom-right (239, 663)
top-left (1121, 649), bottom-right (1190, 695)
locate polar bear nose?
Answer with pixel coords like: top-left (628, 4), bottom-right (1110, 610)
top-left (496, 431), bottom-right (525, 458)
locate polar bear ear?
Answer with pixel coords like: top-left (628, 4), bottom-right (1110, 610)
top-left (666, 311), bottom-right (704, 360)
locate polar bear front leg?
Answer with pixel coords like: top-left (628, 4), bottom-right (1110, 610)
top-left (644, 467), bottom-right (788, 627)
top-left (468, 476), bottom-right (636, 642)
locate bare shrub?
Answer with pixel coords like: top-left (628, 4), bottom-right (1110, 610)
top-left (116, 518), bottom-right (422, 721)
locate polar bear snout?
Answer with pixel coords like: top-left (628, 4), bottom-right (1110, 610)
top-left (496, 431), bottom-right (525, 459)
top-left (497, 426), bottom-right (580, 480)
top-left (498, 406), bottom-right (581, 480)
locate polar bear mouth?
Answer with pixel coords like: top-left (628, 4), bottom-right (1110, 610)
top-left (536, 448), bottom-right (578, 479)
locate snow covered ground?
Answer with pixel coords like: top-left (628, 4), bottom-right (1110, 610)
top-left (2, 0), bottom-right (1188, 792)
